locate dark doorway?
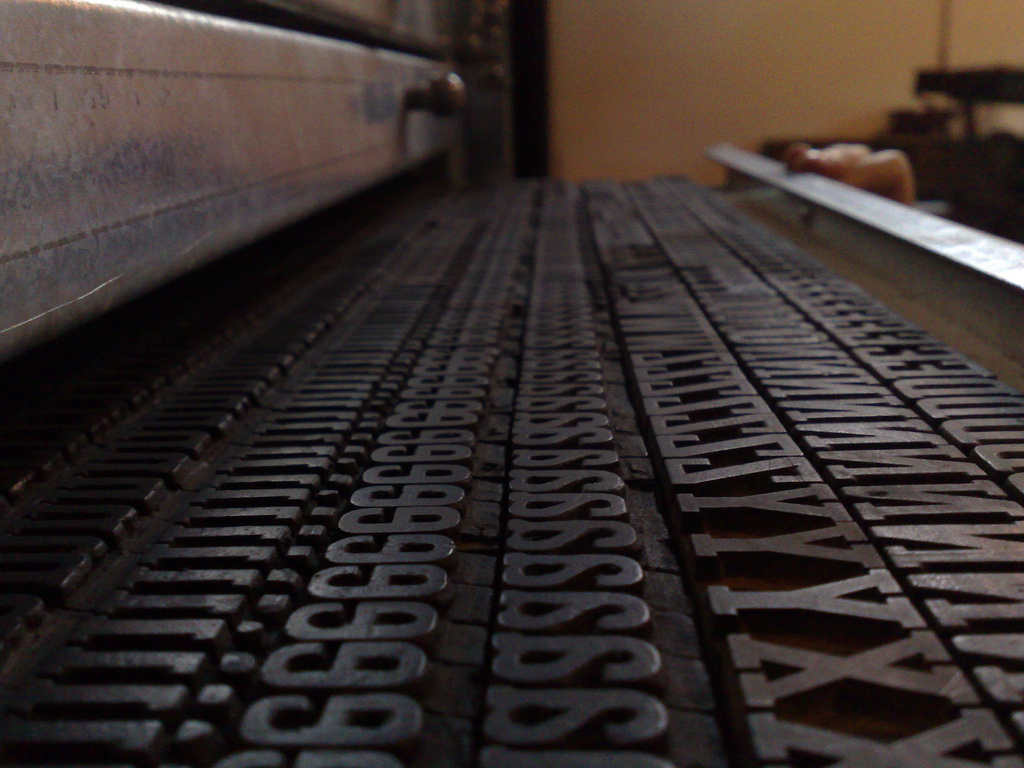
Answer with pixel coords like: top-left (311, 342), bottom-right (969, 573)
top-left (510, 0), bottom-right (549, 177)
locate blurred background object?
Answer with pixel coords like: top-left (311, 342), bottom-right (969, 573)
top-left (539, 0), bottom-right (1024, 242)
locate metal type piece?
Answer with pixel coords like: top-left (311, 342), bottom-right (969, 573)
top-left (223, 456), bottom-right (335, 480)
top-left (515, 383), bottom-right (606, 398)
top-left (729, 630), bottom-right (977, 708)
top-left (307, 563), bottom-right (448, 599)
top-left (764, 380), bottom-right (898, 402)
top-left (834, 451), bottom-right (990, 490)
top-left (750, 709), bottom-right (1021, 767)
top-left (13, 680), bottom-right (194, 719)
top-left (519, 371), bottom-right (603, 387)
top-left (285, 601), bottom-right (437, 641)
top-left (490, 633), bottom-right (661, 685)
top-left (636, 368), bottom-right (756, 401)
top-left (895, 377), bottom-right (1019, 401)
top-left (0, 0), bottom-right (455, 363)
top-left (645, 396), bottom-right (777, 433)
top-left (954, 633), bottom-right (1024, 675)
top-left (796, 419), bottom-right (948, 450)
top-left (505, 519), bottom-right (638, 553)
top-left (783, 400), bottom-right (917, 423)
top-left (100, 592), bottom-right (249, 626)
top-left (709, 569), bottom-right (924, 636)
top-left (875, 523), bottom-right (1024, 570)
top-left (649, 412), bottom-right (786, 445)
top-left (512, 413), bottom-right (614, 448)
top-left (348, 484), bottom-right (465, 507)
top-left (656, 431), bottom-right (802, 462)
top-left (508, 469), bottom-right (624, 494)
top-left (942, 418), bottom-right (1024, 449)
top-left (160, 525), bottom-right (293, 553)
top-left (676, 485), bottom-right (852, 534)
top-left (38, 647), bottom-right (215, 686)
top-left (121, 566), bottom-right (264, 597)
top-left (240, 693), bottom-right (422, 747)
top-left (508, 492), bottom-right (627, 520)
top-left (497, 589), bottom-right (650, 633)
top-left (140, 541), bottom-right (281, 571)
top-left (912, 573), bottom-right (1024, 629)
top-left (693, 524), bottom-right (882, 585)
top-left (975, 444), bottom-right (1024, 478)
top-left (50, 477), bottom-right (171, 515)
top-left (213, 751), bottom-right (287, 768)
top-left (324, 533), bottom-right (455, 564)
top-left (294, 751), bottom-right (404, 768)
top-left (511, 449), bottom-right (619, 469)
top-left (182, 506), bottom-right (305, 528)
top-left (0, 535), bottom-right (104, 603)
top-left (917, 396), bottom-right (1024, 421)
top-left (0, 593), bottom-right (45, 652)
top-left (261, 641), bottom-right (427, 689)
top-left (484, 686), bottom-right (668, 747)
top-left (480, 748), bottom-right (677, 768)
top-left (666, 455), bottom-right (820, 493)
top-left (69, 616), bottom-right (235, 655)
top-left (362, 463), bottom-right (471, 485)
top-left (336, 506), bottom-right (461, 534)
top-left (844, 482), bottom-right (1024, 524)
top-left (853, 346), bottom-right (990, 380)
top-left (76, 453), bottom-right (201, 489)
top-left (377, 429), bottom-right (476, 446)
top-left (0, 719), bottom-right (168, 765)
top-left (371, 444), bottom-right (473, 464)
top-left (501, 553), bottom-right (644, 590)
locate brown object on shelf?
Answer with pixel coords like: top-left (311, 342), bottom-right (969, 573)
top-left (917, 67), bottom-right (1024, 140)
top-left (888, 108), bottom-right (954, 136)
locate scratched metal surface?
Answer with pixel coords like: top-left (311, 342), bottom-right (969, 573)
top-left (709, 144), bottom-right (1024, 293)
top-left (0, 0), bottom-right (455, 363)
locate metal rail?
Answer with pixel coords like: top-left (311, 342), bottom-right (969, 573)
top-left (708, 143), bottom-right (1024, 376)
top-left (709, 144), bottom-right (1024, 293)
top-left (0, 0), bottom-right (456, 363)
top-left (164, 0), bottom-right (454, 53)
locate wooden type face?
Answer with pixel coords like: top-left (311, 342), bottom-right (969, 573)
top-left (596, 177), bottom-right (1024, 764)
top-left (11, 177), bottom-right (1024, 764)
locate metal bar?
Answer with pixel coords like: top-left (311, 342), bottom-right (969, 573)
top-left (708, 143), bottom-right (1024, 293)
top-left (708, 142), bottom-right (1024, 379)
top-left (0, 0), bottom-right (456, 363)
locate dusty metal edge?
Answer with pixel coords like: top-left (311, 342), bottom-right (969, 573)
top-left (160, 0), bottom-right (452, 57)
top-left (707, 143), bottom-right (1024, 295)
top-left (0, 0), bottom-right (456, 364)
top-left (708, 144), bottom-right (1024, 383)
top-left (728, 186), bottom-right (1024, 389)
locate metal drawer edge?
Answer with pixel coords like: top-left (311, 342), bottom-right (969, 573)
top-left (708, 143), bottom-right (1024, 294)
top-left (1, 0), bottom-right (456, 362)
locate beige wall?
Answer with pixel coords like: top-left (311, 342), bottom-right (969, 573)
top-left (549, 0), bottom-right (1024, 184)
